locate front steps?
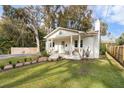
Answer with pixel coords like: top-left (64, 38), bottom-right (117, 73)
top-left (49, 53), bottom-right (81, 60)
top-left (49, 53), bottom-right (59, 60)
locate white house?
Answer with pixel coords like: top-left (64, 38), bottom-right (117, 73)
top-left (44, 18), bottom-right (100, 60)
top-left (44, 26), bottom-right (100, 60)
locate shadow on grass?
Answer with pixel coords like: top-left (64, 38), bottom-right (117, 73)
top-left (59, 59), bottom-right (124, 88)
top-left (1, 59), bottom-right (124, 88)
top-left (0, 61), bottom-right (70, 88)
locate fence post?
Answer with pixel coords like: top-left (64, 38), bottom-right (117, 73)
top-left (113, 45), bottom-right (115, 57)
top-left (117, 46), bottom-right (119, 59)
top-left (123, 45), bottom-right (124, 64)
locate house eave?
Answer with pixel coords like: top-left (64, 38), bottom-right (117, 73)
top-left (44, 27), bottom-right (97, 39)
top-left (44, 27), bottom-right (79, 39)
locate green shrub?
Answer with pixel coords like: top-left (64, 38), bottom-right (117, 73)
top-left (17, 61), bottom-right (20, 63)
top-left (41, 50), bottom-right (49, 57)
top-left (24, 58), bottom-right (27, 62)
top-left (100, 43), bottom-right (106, 55)
top-left (30, 58), bottom-right (32, 61)
top-left (9, 61), bottom-right (12, 64)
top-left (13, 63), bottom-right (16, 68)
top-left (0, 65), bottom-right (4, 70)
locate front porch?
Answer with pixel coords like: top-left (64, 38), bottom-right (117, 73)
top-left (46, 35), bottom-right (95, 60)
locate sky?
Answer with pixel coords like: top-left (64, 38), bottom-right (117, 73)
top-left (0, 6), bottom-right (3, 18)
top-left (92, 5), bottom-right (124, 41)
top-left (0, 5), bottom-right (124, 40)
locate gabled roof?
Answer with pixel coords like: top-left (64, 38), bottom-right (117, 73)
top-left (44, 27), bottom-right (98, 39)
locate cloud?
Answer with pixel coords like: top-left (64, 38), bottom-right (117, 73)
top-left (93, 5), bottom-right (124, 25)
top-left (0, 15), bottom-right (2, 20)
top-left (0, 16), bottom-right (2, 20)
top-left (108, 6), bottom-right (124, 25)
top-left (91, 5), bottom-right (108, 19)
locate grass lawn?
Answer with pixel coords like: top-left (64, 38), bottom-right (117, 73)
top-left (0, 54), bottom-right (124, 88)
top-left (0, 55), bottom-right (38, 66)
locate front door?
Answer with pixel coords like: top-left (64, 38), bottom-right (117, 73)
top-left (59, 41), bottom-right (65, 53)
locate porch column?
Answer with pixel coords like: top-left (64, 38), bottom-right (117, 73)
top-left (70, 35), bottom-right (73, 56)
top-left (46, 39), bottom-right (48, 50)
top-left (78, 34), bottom-right (81, 54)
top-left (51, 39), bottom-right (53, 49)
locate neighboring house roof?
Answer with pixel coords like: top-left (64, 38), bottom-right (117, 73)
top-left (101, 39), bottom-right (116, 43)
top-left (44, 27), bottom-right (98, 39)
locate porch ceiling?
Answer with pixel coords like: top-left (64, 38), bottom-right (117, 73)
top-left (48, 33), bottom-right (96, 39)
top-left (47, 33), bottom-right (97, 39)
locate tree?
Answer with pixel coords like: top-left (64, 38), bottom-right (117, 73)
top-left (116, 33), bottom-right (124, 45)
top-left (2, 6), bottom-right (36, 47)
top-left (100, 20), bottom-right (108, 35)
top-left (43, 5), bottom-right (64, 32)
top-left (0, 18), bottom-right (15, 54)
top-left (43, 5), bottom-right (93, 33)
top-left (2, 5), bottom-right (45, 53)
top-left (24, 6), bottom-right (45, 53)
top-left (66, 5), bottom-right (93, 31)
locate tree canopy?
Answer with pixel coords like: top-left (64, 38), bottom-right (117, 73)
top-left (43, 5), bottom-right (93, 32)
top-left (116, 33), bottom-right (124, 45)
top-left (100, 20), bottom-right (108, 35)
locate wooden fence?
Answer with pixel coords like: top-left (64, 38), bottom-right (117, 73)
top-left (11, 47), bottom-right (38, 54)
top-left (106, 44), bottom-right (124, 65)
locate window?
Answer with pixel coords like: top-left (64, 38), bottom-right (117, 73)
top-left (80, 40), bottom-right (83, 47)
top-left (53, 42), bottom-right (55, 47)
top-left (62, 41), bottom-right (65, 45)
top-left (74, 40), bottom-right (78, 47)
top-left (50, 42), bottom-right (51, 47)
top-left (65, 44), bottom-right (67, 47)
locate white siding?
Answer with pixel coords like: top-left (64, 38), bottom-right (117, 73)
top-left (83, 36), bottom-right (99, 58)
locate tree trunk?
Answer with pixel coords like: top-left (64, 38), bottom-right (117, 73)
top-left (34, 29), bottom-right (40, 53)
top-left (30, 24), bottom-right (40, 53)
